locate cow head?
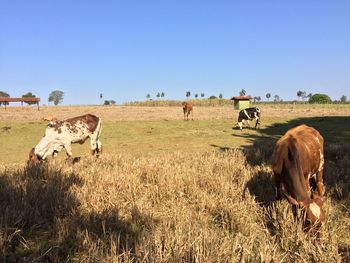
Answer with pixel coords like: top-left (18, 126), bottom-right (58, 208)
top-left (282, 191), bottom-right (324, 234)
top-left (300, 195), bottom-right (325, 233)
top-left (28, 147), bottom-right (42, 165)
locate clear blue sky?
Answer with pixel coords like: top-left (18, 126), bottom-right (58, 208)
top-left (1, 0), bottom-right (349, 105)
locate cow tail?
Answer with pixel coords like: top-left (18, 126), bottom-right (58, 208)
top-left (289, 142), bottom-right (306, 195)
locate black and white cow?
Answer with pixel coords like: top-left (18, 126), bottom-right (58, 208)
top-left (29, 114), bottom-right (102, 164)
top-left (237, 107), bottom-right (261, 130)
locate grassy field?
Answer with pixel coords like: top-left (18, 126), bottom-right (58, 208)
top-left (0, 104), bottom-right (349, 262)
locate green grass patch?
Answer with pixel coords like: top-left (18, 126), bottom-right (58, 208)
top-left (1, 116), bottom-right (349, 164)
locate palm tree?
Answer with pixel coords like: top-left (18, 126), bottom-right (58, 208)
top-left (266, 93), bottom-right (271, 101)
top-left (239, 89), bottom-right (246, 96)
top-left (186, 91), bottom-right (191, 98)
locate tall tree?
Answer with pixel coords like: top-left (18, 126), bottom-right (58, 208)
top-left (340, 95), bottom-right (347, 103)
top-left (274, 94), bottom-right (280, 102)
top-left (266, 93), bottom-right (271, 101)
top-left (194, 94), bottom-right (198, 99)
top-left (239, 89), bottom-right (246, 96)
top-left (253, 96), bottom-right (261, 103)
top-left (201, 93), bottom-right (205, 98)
top-left (100, 93), bottom-right (103, 105)
top-left (219, 93), bottom-right (223, 99)
top-left (156, 92), bottom-right (161, 98)
top-left (297, 90), bottom-right (307, 101)
top-left (146, 93), bottom-right (151, 99)
top-left (0, 91), bottom-right (10, 106)
top-left (48, 90), bottom-right (64, 105)
top-left (186, 91), bottom-right (191, 98)
top-left (161, 92), bottom-right (165, 98)
top-left (22, 92), bottom-right (37, 105)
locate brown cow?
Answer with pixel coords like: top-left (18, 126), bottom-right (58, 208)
top-left (272, 124), bottom-right (325, 232)
top-left (182, 101), bottom-right (193, 121)
top-left (42, 114), bottom-right (57, 122)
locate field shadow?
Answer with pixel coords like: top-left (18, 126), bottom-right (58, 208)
top-left (210, 144), bottom-right (233, 152)
top-left (0, 164), bottom-right (83, 261)
top-left (245, 170), bottom-right (276, 207)
top-left (240, 116), bottom-right (350, 165)
top-left (0, 164), bottom-right (157, 262)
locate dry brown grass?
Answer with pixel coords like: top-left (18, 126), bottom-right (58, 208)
top-left (0, 142), bottom-right (349, 262)
top-left (0, 104), bottom-right (349, 261)
top-left (1, 104), bottom-right (350, 122)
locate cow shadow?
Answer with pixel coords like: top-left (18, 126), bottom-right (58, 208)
top-left (210, 144), bottom-right (234, 152)
top-left (0, 163), bottom-right (157, 262)
top-left (0, 163), bottom-right (83, 261)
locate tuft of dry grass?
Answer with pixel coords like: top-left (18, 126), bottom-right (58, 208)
top-left (0, 143), bottom-right (349, 262)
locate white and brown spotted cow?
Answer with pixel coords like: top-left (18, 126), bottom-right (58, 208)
top-left (29, 114), bottom-right (102, 164)
top-left (273, 124), bottom-right (325, 233)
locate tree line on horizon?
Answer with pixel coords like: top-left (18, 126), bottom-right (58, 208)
top-left (0, 89), bottom-right (348, 106)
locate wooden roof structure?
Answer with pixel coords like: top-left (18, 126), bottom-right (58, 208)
top-left (230, 96), bottom-right (252, 101)
top-left (0, 97), bottom-right (41, 110)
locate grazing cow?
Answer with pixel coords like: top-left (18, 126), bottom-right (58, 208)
top-left (29, 114), bottom-right (102, 164)
top-left (237, 107), bottom-right (261, 130)
top-left (42, 114), bottom-right (57, 122)
top-left (272, 124), bottom-right (325, 232)
top-left (182, 101), bottom-right (193, 121)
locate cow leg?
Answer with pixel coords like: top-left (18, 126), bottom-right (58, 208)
top-left (237, 122), bottom-right (243, 130)
top-left (95, 139), bottom-right (102, 157)
top-left (316, 170), bottom-right (325, 196)
top-left (64, 143), bottom-right (73, 158)
top-left (273, 175), bottom-right (283, 200)
top-left (245, 119), bottom-right (250, 128)
top-left (305, 175), bottom-right (312, 198)
top-left (90, 137), bottom-right (102, 157)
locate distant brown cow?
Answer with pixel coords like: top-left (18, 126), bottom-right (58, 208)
top-left (42, 114), bottom-right (57, 122)
top-left (182, 101), bottom-right (193, 121)
top-left (272, 124), bottom-right (325, 232)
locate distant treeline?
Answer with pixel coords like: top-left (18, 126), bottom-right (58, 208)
top-left (124, 99), bottom-right (232, 107)
top-left (123, 99), bottom-right (349, 107)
